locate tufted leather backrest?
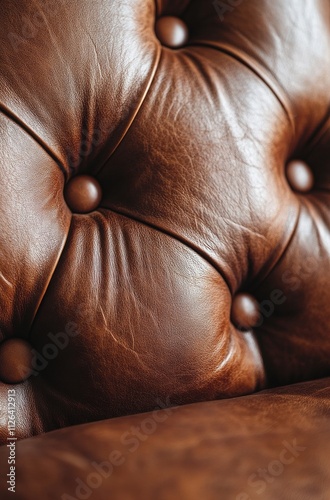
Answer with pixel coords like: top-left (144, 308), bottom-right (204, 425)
top-left (0, 0), bottom-right (329, 442)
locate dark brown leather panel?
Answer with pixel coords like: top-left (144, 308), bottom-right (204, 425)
top-left (0, 112), bottom-right (71, 339)
top-left (99, 46), bottom-right (299, 290)
top-left (185, 0), bottom-right (330, 145)
top-left (23, 210), bottom-right (265, 437)
top-left (254, 196), bottom-right (330, 385)
top-left (0, 0), bottom-right (329, 445)
top-left (0, 378), bottom-right (328, 500)
top-left (0, 111), bottom-right (71, 440)
top-left (0, 0), bottom-right (160, 174)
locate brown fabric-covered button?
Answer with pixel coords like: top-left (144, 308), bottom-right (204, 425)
top-left (155, 16), bottom-right (189, 48)
top-left (231, 293), bottom-right (260, 331)
top-left (0, 339), bottom-right (34, 384)
top-left (64, 175), bottom-right (102, 214)
top-left (286, 160), bottom-right (314, 193)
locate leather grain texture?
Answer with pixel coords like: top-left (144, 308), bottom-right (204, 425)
top-left (0, 0), bottom-right (329, 444)
top-left (0, 378), bottom-right (329, 500)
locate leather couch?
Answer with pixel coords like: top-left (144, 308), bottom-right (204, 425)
top-left (0, 0), bottom-right (329, 498)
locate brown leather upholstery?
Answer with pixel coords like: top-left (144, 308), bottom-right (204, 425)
top-left (0, 378), bottom-right (329, 500)
top-left (0, 0), bottom-right (329, 495)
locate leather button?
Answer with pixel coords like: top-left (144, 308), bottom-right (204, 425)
top-left (155, 16), bottom-right (189, 48)
top-left (231, 293), bottom-right (260, 331)
top-left (64, 175), bottom-right (102, 214)
top-left (0, 339), bottom-right (34, 384)
top-left (286, 160), bottom-right (314, 193)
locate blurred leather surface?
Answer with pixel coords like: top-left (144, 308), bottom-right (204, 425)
top-left (0, 378), bottom-right (329, 500)
top-left (0, 0), bottom-right (330, 446)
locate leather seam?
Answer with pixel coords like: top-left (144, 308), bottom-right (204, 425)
top-left (0, 103), bottom-right (66, 178)
top-left (186, 41), bottom-right (296, 137)
top-left (0, 104), bottom-right (72, 336)
top-left (27, 212), bottom-right (73, 339)
top-left (95, 45), bottom-right (162, 176)
top-left (251, 201), bottom-right (302, 290)
top-left (99, 206), bottom-right (232, 293)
